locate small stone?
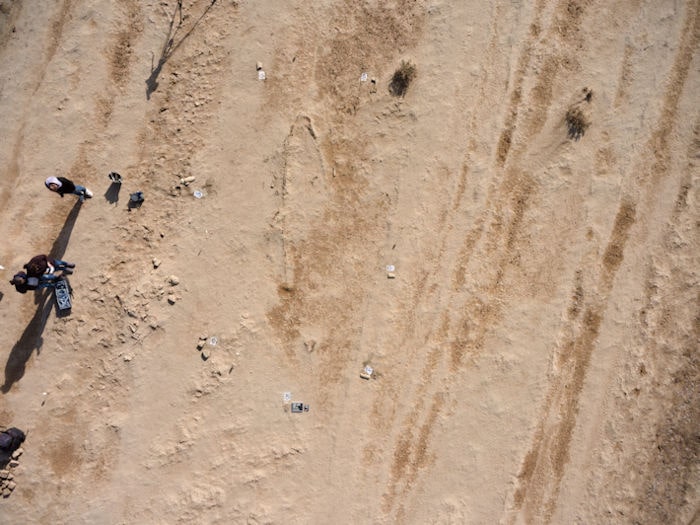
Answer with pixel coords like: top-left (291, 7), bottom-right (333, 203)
top-left (196, 341), bottom-right (205, 350)
top-left (2, 488), bottom-right (10, 497)
top-left (6, 481), bottom-right (15, 491)
top-left (0, 470), bottom-right (8, 479)
top-left (256, 61), bottom-right (263, 71)
top-left (152, 258), bottom-right (161, 268)
top-left (11, 448), bottom-right (22, 460)
top-left (167, 295), bottom-right (177, 304)
top-left (201, 348), bottom-right (211, 360)
top-left (360, 372), bottom-right (371, 380)
top-left (387, 272), bottom-right (396, 279)
top-left (199, 335), bottom-right (208, 341)
top-left (168, 275), bottom-right (179, 285)
top-left (180, 176), bottom-right (196, 185)
top-left (123, 354), bottom-right (134, 362)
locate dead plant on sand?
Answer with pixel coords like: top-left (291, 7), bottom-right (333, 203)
top-left (389, 60), bottom-right (416, 97)
top-left (566, 107), bottom-right (589, 141)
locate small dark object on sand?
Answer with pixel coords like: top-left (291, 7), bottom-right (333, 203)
top-left (566, 107), bottom-right (589, 141)
top-left (128, 191), bottom-right (145, 210)
top-left (389, 60), bottom-right (417, 97)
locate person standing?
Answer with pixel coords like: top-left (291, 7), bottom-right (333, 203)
top-left (45, 176), bottom-right (93, 201)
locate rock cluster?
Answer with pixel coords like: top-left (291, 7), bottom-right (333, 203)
top-left (196, 335), bottom-right (212, 360)
top-left (1, 447), bottom-right (22, 498)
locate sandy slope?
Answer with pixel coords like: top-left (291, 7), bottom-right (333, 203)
top-left (0, 1), bottom-right (698, 523)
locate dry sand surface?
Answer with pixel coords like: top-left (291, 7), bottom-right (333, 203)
top-left (0, 0), bottom-right (698, 523)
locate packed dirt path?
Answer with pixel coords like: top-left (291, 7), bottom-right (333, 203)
top-left (0, 1), bottom-right (698, 523)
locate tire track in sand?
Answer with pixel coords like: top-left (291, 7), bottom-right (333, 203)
top-left (506, 2), bottom-right (700, 521)
top-left (376, 0), bottom-right (571, 515)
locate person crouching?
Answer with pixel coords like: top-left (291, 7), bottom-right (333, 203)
top-left (9, 255), bottom-right (75, 294)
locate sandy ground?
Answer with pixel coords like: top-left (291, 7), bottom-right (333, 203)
top-left (0, 0), bottom-right (698, 523)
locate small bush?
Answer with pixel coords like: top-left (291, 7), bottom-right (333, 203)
top-left (565, 107), bottom-right (589, 141)
top-left (389, 60), bottom-right (416, 97)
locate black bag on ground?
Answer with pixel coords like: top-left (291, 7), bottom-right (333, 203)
top-left (0, 427), bottom-right (25, 465)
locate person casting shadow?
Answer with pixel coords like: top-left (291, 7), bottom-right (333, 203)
top-left (1, 291), bottom-right (52, 393)
top-left (2, 198), bottom-right (83, 392)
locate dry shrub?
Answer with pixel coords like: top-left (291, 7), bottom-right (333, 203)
top-left (566, 107), bottom-right (589, 140)
top-left (389, 60), bottom-right (416, 97)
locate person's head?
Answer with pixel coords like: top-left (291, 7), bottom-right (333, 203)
top-left (9, 275), bottom-right (26, 287)
top-left (45, 176), bottom-right (62, 192)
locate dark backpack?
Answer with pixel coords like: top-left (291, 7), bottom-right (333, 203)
top-left (0, 428), bottom-right (25, 451)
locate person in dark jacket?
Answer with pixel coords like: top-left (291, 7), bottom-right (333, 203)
top-left (23, 254), bottom-right (75, 278)
top-left (8, 272), bottom-right (59, 294)
top-left (9, 254), bottom-right (75, 294)
top-left (45, 176), bottom-right (93, 201)
top-left (0, 427), bottom-right (25, 466)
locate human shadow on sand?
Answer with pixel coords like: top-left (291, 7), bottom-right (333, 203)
top-left (145, 0), bottom-right (218, 99)
top-left (1, 291), bottom-right (52, 393)
top-left (49, 199), bottom-right (81, 263)
top-left (2, 200), bottom-right (82, 393)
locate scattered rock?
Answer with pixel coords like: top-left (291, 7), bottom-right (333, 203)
top-left (11, 448), bottom-right (23, 460)
top-left (123, 354), bottom-right (134, 362)
top-left (168, 275), bottom-right (179, 286)
top-left (152, 258), bottom-right (161, 268)
top-left (2, 488), bottom-right (10, 498)
top-left (201, 348), bottom-right (211, 360)
top-left (6, 481), bottom-right (15, 491)
top-left (0, 470), bottom-right (8, 479)
top-left (256, 61), bottom-right (263, 71)
top-left (196, 341), bottom-right (205, 350)
top-left (167, 295), bottom-right (177, 305)
top-left (180, 175), bottom-right (196, 186)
